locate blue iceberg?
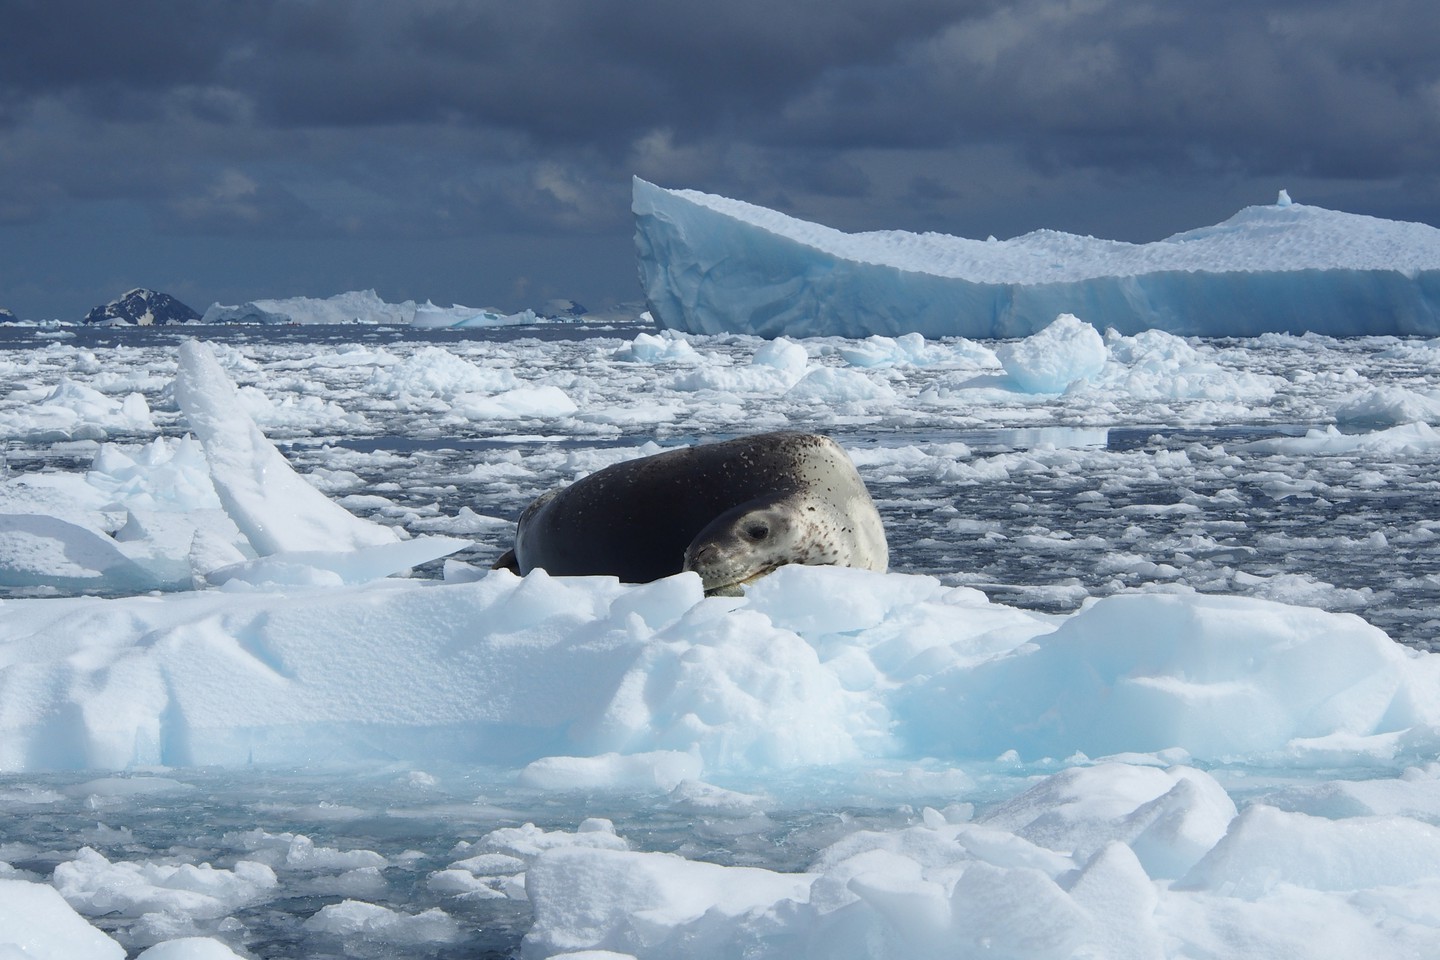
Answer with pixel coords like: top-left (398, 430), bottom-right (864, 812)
top-left (633, 178), bottom-right (1440, 338)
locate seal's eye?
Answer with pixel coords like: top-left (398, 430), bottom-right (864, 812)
top-left (745, 523), bottom-right (769, 541)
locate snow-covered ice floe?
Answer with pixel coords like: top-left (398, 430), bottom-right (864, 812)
top-left (635, 177), bottom-right (1440, 338)
top-left (5, 332), bottom-right (1440, 958)
top-left (4, 561), bottom-right (1439, 772)
top-left (5, 561), bottom-right (1440, 957)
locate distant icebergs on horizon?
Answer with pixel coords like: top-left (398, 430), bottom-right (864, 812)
top-left (201, 288), bottom-right (539, 327)
top-left (633, 177), bottom-right (1440, 339)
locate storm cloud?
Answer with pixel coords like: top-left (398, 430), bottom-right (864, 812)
top-left (2, 0), bottom-right (1437, 318)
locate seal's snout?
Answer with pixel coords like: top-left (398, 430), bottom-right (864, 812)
top-left (683, 543), bottom-right (717, 571)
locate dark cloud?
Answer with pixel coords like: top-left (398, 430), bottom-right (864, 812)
top-left (776, 0), bottom-right (1440, 180)
top-left (1, 0), bottom-right (1438, 319)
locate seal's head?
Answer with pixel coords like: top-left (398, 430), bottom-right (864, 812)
top-left (683, 493), bottom-right (842, 595)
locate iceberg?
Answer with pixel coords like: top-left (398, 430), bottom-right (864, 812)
top-left (634, 177), bottom-right (1440, 338)
top-left (411, 302), bottom-right (539, 328)
top-left (200, 289), bottom-right (537, 327)
top-left (201, 289), bottom-right (414, 325)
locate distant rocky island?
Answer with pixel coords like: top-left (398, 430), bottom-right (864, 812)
top-left (83, 288), bottom-right (202, 326)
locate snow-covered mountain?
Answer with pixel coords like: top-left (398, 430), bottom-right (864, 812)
top-left (82, 288), bottom-right (202, 326)
top-left (0, 307), bottom-right (16, 323)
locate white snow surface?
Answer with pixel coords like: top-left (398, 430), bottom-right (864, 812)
top-left (635, 178), bottom-right (1440, 337)
top-left (3, 319), bottom-right (1440, 958)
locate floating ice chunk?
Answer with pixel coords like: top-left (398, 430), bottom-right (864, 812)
top-left (302, 900), bottom-right (462, 944)
top-left (282, 835), bottom-right (387, 872)
top-left (427, 867), bottom-right (511, 899)
top-left (996, 314), bottom-right (1107, 393)
top-left (752, 337), bottom-right (808, 373)
top-left (786, 366), bottom-right (896, 403)
top-left (517, 750), bottom-right (703, 792)
top-left (479, 819), bottom-right (630, 862)
top-left (429, 849), bottom-right (527, 900)
top-left (409, 505), bottom-right (510, 535)
top-left (133, 938), bottom-right (247, 960)
top-left (1099, 328), bottom-right (1279, 401)
top-left (1245, 421), bottom-right (1440, 455)
top-left (1334, 385), bottom-right (1440, 427)
top-left (368, 345), bottom-right (519, 398)
top-left (173, 339), bottom-right (400, 555)
top-left (834, 332), bottom-right (964, 368)
top-left (0, 378), bottom-right (154, 442)
top-left (52, 847), bottom-right (277, 921)
top-left (666, 779), bottom-right (770, 816)
top-left (226, 829), bottom-right (387, 873)
top-left (523, 846), bottom-right (813, 957)
top-left (454, 385), bottom-right (579, 420)
top-left (0, 878), bottom-right (125, 960)
top-left (613, 331), bottom-right (700, 363)
top-left (671, 337), bottom-right (809, 392)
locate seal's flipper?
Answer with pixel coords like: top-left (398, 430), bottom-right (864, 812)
top-left (492, 548), bottom-right (520, 572)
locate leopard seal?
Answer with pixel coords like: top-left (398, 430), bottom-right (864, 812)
top-left (492, 432), bottom-right (887, 594)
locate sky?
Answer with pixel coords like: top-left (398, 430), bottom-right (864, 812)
top-left (2, 0), bottom-right (1438, 321)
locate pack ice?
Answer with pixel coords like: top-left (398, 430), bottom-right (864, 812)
top-left (635, 178), bottom-right (1440, 338)
top-left (4, 337), bottom-right (1440, 959)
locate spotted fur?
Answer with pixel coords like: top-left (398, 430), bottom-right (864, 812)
top-left (494, 432), bottom-right (888, 594)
